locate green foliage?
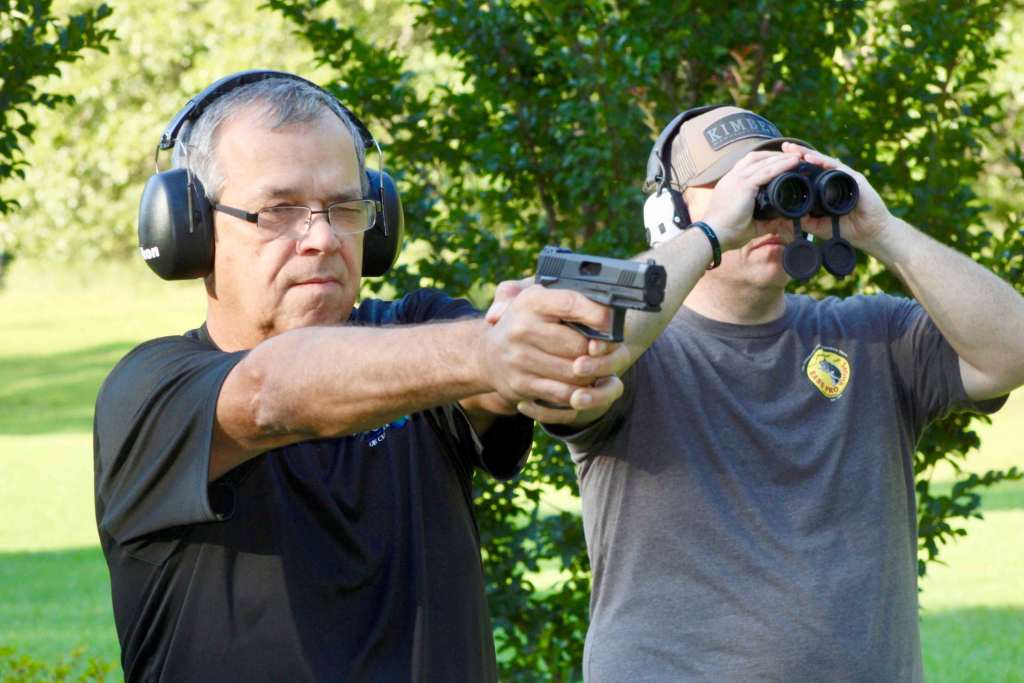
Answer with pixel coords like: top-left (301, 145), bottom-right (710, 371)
top-left (0, 0), bottom-right (114, 218)
top-left (0, 646), bottom-right (113, 683)
top-left (0, 0), bottom-right (327, 262)
top-left (0, 0), bottom-right (449, 264)
top-left (266, 0), bottom-right (1024, 678)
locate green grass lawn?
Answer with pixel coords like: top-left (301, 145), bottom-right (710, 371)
top-left (1, 258), bottom-right (1022, 680)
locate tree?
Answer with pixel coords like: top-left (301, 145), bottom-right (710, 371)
top-left (0, 0), bottom-right (303, 262)
top-left (267, 1), bottom-right (1024, 679)
top-left (0, 0), bottom-right (114, 275)
top-left (0, 0), bottom-right (441, 265)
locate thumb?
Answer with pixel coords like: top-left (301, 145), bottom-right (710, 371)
top-left (485, 277), bottom-right (533, 324)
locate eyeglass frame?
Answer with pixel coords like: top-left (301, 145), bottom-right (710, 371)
top-left (212, 198), bottom-right (380, 239)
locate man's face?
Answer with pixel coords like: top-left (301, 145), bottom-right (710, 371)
top-left (685, 183), bottom-right (793, 291)
top-left (208, 107), bottom-right (364, 346)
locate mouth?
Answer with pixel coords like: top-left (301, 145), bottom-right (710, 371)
top-left (750, 235), bottom-right (786, 251)
top-left (293, 276), bottom-right (341, 288)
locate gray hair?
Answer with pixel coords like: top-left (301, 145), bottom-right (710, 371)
top-left (171, 77), bottom-right (369, 202)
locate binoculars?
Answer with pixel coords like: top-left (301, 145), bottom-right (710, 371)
top-left (754, 162), bottom-right (859, 280)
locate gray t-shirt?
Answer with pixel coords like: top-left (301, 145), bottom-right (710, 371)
top-left (555, 293), bottom-right (1003, 683)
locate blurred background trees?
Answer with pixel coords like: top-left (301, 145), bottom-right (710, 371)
top-left (3, 0), bottom-right (1023, 679)
top-left (0, 0), bottom-right (114, 280)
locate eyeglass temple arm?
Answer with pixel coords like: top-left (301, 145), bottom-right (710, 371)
top-left (213, 204), bottom-right (259, 223)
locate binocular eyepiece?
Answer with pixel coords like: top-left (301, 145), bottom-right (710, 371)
top-left (754, 162), bottom-right (859, 220)
top-left (753, 162), bottom-right (860, 281)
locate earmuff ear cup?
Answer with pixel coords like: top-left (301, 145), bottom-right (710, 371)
top-left (821, 236), bottom-right (856, 277)
top-left (137, 168), bottom-right (214, 280)
top-left (643, 191), bottom-right (682, 248)
top-left (783, 237), bottom-right (822, 281)
top-left (361, 169), bottom-right (404, 277)
top-left (146, 71), bottom-right (399, 280)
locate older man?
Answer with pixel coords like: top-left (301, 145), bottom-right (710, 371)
top-left (94, 72), bottom-right (624, 682)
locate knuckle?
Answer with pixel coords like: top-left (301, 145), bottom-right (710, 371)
top-left (507, 345), bottom-right (528, 367)
top-left (506, 317), bottom-right (530, 342)
top-left (609, 378), bottom-right (625, 400)
top-left (554, 291), bottom-right (578, 319)
top-left (571, 336), bottom-right (589, 358)
top-left (492, 282), bottom-right (514, 301)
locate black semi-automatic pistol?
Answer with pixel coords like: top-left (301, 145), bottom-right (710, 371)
top-left (534, 245), bottom-right (667, 343)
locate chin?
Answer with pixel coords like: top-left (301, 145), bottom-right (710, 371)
top-left (280, 300), bottom-right (353, 332)
top-left (745, 263), bottom-right (791, 290)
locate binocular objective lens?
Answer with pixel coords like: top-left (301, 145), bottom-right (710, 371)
top-left (817, 172), bottom-right (858, 215)
top-left (773, 176), bottom-right (811, 217)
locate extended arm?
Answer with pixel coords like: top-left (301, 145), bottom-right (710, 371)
top-left (211, 287), bottom-right (624, 479)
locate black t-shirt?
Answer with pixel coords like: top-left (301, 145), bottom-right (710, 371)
top-left (93, 289), bottom-right (532, 683)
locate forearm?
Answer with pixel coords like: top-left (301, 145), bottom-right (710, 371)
top-left (219, 318), bottom-right (490, 453)
top-left (622, 228), bottom-right (714, 366)
top-left (867, 217), bottom-right (1024, 397)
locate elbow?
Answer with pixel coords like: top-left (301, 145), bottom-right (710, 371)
top-left (234, 354), bottom-right (295, 441)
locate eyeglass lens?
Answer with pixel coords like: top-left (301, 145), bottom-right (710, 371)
top-left (257, 200), bottom-right (376, 239)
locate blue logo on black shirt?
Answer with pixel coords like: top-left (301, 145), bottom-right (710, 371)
top-left (362, 416), bottom-right (410, 447)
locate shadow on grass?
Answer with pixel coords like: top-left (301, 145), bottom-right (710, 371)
top-left (0, 343), bottom-right (136, 435)
top-left (0, 546), bottom-right (119, 674)
top-left (921, 605), bottom-right (1024, 682)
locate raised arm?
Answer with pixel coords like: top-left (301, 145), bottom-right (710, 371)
top-left (490, 151), bottom-right (806, 425)
top-left (789, 144), bottom-right (1024, 401)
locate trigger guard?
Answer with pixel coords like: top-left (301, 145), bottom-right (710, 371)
top-left (567, 321), bottom-right (616, 342)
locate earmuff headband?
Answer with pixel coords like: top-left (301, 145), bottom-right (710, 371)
top-left (159, 70), bottom-right (375, 151)
top-left (139, 70), bottom-right (404, 280)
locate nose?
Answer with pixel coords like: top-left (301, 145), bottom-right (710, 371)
top-left (296, 210), bottom-right (341, 254)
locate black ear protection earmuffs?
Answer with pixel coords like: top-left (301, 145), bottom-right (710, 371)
top-left (642, 104), bottom-right (726, 249)
top-left (137, 70), bottom-right (404, 280)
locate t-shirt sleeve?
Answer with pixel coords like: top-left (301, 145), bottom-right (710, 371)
top-left (402, 288), bottom-right (534, 479)
top-left (93, 336), bottom-right (246, 545)
top-left (430, 403), bottom-right (534, 480)
top-left (886, 295), bottom-right (1006, 431)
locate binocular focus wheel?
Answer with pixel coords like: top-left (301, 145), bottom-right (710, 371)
top-left (783, 239), bottom-right (822, 281)
top-left (822, 238), bottom-right (856, 277)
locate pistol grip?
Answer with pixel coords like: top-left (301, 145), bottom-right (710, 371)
top-left (566, 307), bottom-right (625, 343)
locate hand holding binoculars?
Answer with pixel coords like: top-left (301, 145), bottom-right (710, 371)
top-left (754, 162), bottom-right (859, 280)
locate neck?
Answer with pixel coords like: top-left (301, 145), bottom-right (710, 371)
top-left (683, 276), bottom-right (787, 325)
top-left (204, 299), bottom-right (269, 351)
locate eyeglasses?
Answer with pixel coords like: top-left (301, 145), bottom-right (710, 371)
top-left (213, 199), bottom-right (378, 240)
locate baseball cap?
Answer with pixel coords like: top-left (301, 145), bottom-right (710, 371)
top-left (644, 105), bottom-right (814, 193)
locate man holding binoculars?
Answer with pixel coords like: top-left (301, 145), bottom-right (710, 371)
top-left (523, 105), bottom-right (1024, 681)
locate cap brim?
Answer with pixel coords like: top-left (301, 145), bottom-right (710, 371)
top-left (683, 136), bottom-right (816, 188)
